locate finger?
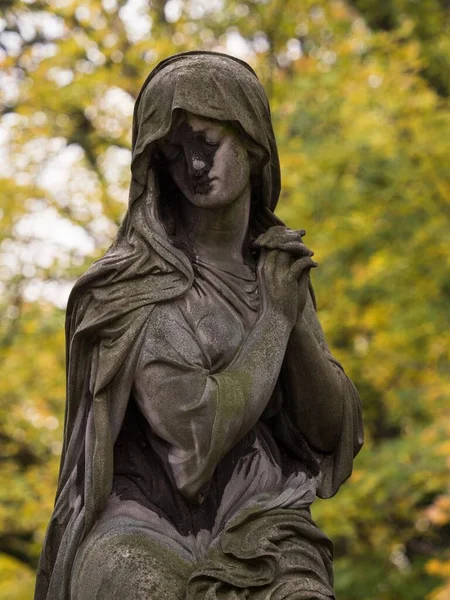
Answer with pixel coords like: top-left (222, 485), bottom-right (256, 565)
top-left (254, 235), bottom-right (309, 252)
top-left (253, 226), bottom-right (287, 247)
top-left (257, 247), bottom-right (279, 279)
top-left (258, 239), bottom-right (314, 256)
top-left (259, 248), bottom-right (291, 276)
top-left (253, 227), bottom-right (306, 248)
top-left (297, 265), bottom-right (313, 290)
top-left (267, 228), bottom-right (304, 244)
top-left (271, 241), bottom-right (312, 256)
top-left (288, 256), bottom-right (318, 280)
top-left (273, 248), bottom-right (292, 272)
top-left (286, 242), bottom-right (313, 257)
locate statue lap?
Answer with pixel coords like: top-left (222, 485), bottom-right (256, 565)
top-left (71, 499), bottom-right (335, 600)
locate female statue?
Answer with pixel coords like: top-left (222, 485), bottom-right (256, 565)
top-left (35, 51), bottom-right (363, 600)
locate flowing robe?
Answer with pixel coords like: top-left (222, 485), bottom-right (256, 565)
top-left (68, 259), bottom-right (362, 599)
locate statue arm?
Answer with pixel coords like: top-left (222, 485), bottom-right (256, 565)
top-left (220, 304), bottom-right (294, 436)
top-left (284, 288), bottom-right (361, 454)
top-left (251, 226), bottom-right (362, 464)
top-left (134, 301), bottom-right (293, 501)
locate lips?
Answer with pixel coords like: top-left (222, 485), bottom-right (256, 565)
top-left (193, 177), bottom-right (215, 195)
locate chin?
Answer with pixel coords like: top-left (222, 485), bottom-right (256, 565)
top-left (189, 192), bottom-right (234, 209)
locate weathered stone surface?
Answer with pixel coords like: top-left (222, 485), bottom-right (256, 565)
top-left (35, 51), bottom-right (363, 600)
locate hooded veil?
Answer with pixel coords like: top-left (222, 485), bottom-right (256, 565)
top-left (35, 52), bottom-right (362, 600)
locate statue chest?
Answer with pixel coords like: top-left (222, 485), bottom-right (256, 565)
top-left (178, 271), bottom-right (259, 371)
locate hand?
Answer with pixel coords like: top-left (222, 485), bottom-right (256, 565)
top-left (254, 226), bottom-right (311, 257)
top-left (255, 227), bottom-right (317, 325)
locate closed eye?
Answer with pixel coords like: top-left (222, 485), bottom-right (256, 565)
top-left (198, 135), bottom-right (220, 153)
top-left (205, 139), bottom-right (220, 148)
top-left (203, 131), bottom-right (223, 146)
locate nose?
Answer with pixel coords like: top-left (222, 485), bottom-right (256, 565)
top-left (186, 149), bottom-right (210, 179)
top-left (192, 157), bottom-right (206, 172)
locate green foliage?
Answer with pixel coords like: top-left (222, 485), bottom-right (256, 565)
top-left (349, 0), bottom-right (450, 96)
top-left (0, 1), bottom-right (449, 598)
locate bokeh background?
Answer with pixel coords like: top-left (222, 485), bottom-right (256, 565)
top-left (1, 0), bottom-right (449, 598)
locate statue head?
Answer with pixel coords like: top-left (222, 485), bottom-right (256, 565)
top-left (129, 51), bottom-right (281, 234)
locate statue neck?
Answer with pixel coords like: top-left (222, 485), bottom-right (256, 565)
top-left (177, 184), bottom-right (251, 271)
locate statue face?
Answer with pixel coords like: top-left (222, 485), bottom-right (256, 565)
top-left (159, 112), bottom-right (251, 209)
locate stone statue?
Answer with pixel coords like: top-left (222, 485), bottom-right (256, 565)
top-left (35, 51), bottom-right (363, 600)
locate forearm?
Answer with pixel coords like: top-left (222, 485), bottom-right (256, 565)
top-left (219, 306), bottom-right (293, 438)
top-left (285, 316), bottom-right (348, 452)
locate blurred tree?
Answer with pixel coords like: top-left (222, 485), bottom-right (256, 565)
top-left (0, 1), bottom-right (449, 598)
top-left (348, 0), bottom-right (450, 96)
